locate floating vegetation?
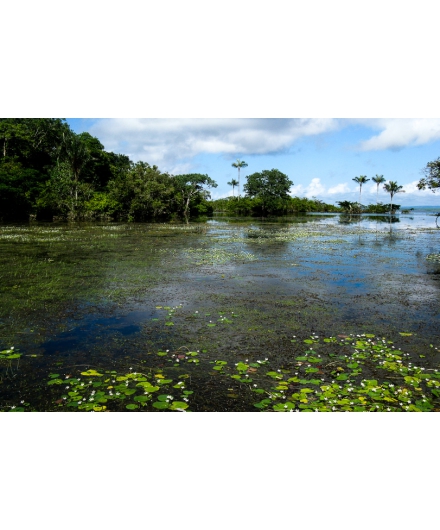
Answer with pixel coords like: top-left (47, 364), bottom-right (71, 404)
top-left (184, 247), bottom-right (256, 265)
top-left (2, 218), bottom-right (440, 412)
top-left (1, 332), bottom-right (439, 412)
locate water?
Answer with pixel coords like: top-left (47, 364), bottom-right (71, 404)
top-left (1, 216), bottom-right (439, 410)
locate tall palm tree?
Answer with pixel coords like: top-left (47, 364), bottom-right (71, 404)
top-left (372, 174), bottom-right (386, 204)
top-left (383, 181), bottom-right (405, 214)
top-left (227, 178), bottom-right (239, 197)
top-left (352, 175), bottom-right (370, 208)
top-left (231, 159), bottom-right (248, 197)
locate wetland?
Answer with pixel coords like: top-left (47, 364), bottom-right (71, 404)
top-left (1, 211), bottom-right (440, 412)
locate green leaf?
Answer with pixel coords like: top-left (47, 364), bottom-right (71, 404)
top-left (170, 401), bottom-right (189, 410)
top-left (134, 395), bottom-right (150, 402)
top-left (126, 404), bottom-right (138, 410)
top-left (81, 369), bottom-right (103, 377)
top-left (153, 402), bottom-right (169, 409)
top-left (47, 378), bottom-right (63, 385)
top-left (236, 362), bottom-right (248, 372)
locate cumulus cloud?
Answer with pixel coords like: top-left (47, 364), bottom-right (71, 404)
top-left (328, 183), bottom-right (351, 195)
top-left (89, 118), bottom-right (339, 171)
top-left (357, 119), bottom-right (440, 151)
top-left (302, 178), bottom-right (326, 198)
top-left (402, 180), bottom-right (437, 194)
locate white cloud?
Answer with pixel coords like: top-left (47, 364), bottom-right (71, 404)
top-left (303, 178), bottom-right (326, 198)
top-left (328, 183), bottom-right (351, 195)
top-left (357, 119), bottom-right (440, 151)
top-left (402, 180), bottom-right (436, 195)
top-left (90, 118), bottom-right (339, 171)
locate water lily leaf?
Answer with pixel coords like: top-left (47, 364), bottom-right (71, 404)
top-left (165, 321), bottom-right (174, 326)
top-left (399, 332), bottom-right (413, 336)
top-left (126, 404), bottom-right (138, 410)
top-left (153, 402), bottom-right (169, 409)
top-left (81, 369), bottom-right (103, 377)
top-left (170, 401), bottom-right (189, 410)
top-left (134, 395), bottom-right (150, 402)
top-left (157, 351), bottom-right (168, 356)
top-left (49, 373), bottom-right (60, 378)
top-left (47, 378), bottom-right (63, 385)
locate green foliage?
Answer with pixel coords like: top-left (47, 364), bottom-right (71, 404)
top-left (418, 157), bottom-right (440, 193)
top-left (173, 173), bottom-right (218, 223)
top-left (383, 181), bottom-right (405, 213)
top-left (364, 203), bottom-right (401, 214)
top-left (212, 195), bottom-right (339, 216)
top-left (0, 161), bottom-right (45, 220)
top-left (243, 169), bottom-right (293, 215)
top-left (336, 200), bottom-right (362, 214)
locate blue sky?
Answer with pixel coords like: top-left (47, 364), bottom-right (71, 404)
top-left (66, 119), bottom-right (440, 206)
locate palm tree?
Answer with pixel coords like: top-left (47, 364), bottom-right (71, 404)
top-left (383, 181), bottom-right (405, 214)
top-left (231, 159), bottom-right (248, 197)
top-left (227, 178), bottom-right (239, 197)
top-left (372, 174), bottom-right (386, 204)
top-left (352, 175), bottom-right (370, 208)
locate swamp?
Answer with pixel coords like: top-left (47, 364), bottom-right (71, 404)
top-left (1, 210), bottom-right (440, 412)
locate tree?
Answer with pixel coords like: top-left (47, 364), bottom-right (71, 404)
top-left (383, 181), bottom-right (405, 214)
top-left (243, 168), bottom-right (293, 215)
top-left (227, 178), bottom-right (239, 197)
top-left (337, 200), bottom-right (361, 214)
top-left (352, 175), bottom-right (370, 207)
top-left (418, 158), bottom-right (440, 193)
top-left (372, 174), bottom-right (386, 203)
top-left (45, 161), bottom-right (94, 219)
top-left (173, 173), bottom-right (217, 223)
top-left (231, 159), bottom-right (248, 197)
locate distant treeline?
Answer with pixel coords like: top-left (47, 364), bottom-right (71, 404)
top-left (0, 119), bottom-right (214, 222)
top-left (211, 196), bottom-right (341, 216)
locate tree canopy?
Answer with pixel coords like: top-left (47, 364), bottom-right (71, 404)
top-left (173, 173), bottom-right (218, 223)
top-left (0, 119), bottom-right (216, 222)
top-left (243, 169), bottom-right (293, 215)
top-left (418, 157), bottom-right (440, 193)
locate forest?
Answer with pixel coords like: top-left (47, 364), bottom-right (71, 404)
top-left (0, 119), bottom-right (217, 222)
top-left (0, 119), bottom-right (342, 221)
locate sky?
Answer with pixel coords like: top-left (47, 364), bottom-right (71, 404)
top-left (66, 118), bottom-right (440, 206)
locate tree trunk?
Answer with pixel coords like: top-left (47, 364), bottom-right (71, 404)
top-left (238, 168), bottom-right (240, 198)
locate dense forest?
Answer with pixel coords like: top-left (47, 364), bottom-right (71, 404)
top-left (0, 119), bottom-right (216, 222)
